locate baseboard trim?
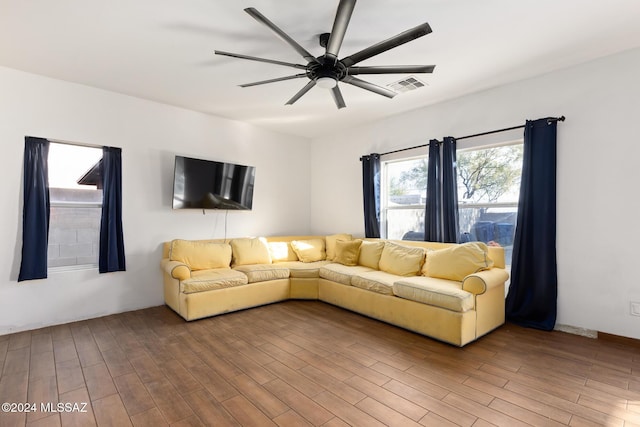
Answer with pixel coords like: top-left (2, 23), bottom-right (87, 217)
top-left (554, 324), bottom-right (597, 338)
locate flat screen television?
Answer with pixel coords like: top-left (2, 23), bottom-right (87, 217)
top-left (172, 155), bottom-right (255, 210)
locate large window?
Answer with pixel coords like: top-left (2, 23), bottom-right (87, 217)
top-left (457, 143), bottom-right (523, 265)
top-left (381, 142), bottom-right (523, 264)
top-left (48, 143), bottom-right (103, 269)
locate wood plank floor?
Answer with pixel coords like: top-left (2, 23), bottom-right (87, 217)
top-left (1, 301), bottom-right (639, 427)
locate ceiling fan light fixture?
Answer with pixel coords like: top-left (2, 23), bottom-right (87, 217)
top-left (316, 76), bottom-right (338, 89)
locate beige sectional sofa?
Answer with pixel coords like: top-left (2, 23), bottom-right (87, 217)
top-left (160, 235), bottom-right (509, 347)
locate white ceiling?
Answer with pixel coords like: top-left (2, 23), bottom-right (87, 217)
top-left (2, 0), bottom-right (640, 138)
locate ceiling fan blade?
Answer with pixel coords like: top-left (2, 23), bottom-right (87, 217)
top-left (325, 0), bottom-right (357, 63)
top-left (331, 86), bottom-right (347, 109)
top-left (341, 22), bottom-right (432, 67)
top-left (245, 7), bottom-right (320, 64)
top-left (215, 50), bottom-right (307, 70)
top-left (286, 80), bottom-right (317, 105)
top-left (348, 65), bottom-right (435, 75)
top-left (342, 76), bottom-right (396, 98)
top-left (240, 74), bottom-right (308, 88)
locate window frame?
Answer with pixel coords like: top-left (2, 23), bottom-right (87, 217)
top-left (380, 154), bottom-right (428, 239)
top-left (380, 139), bottom-right (524, 245)
top-left (47, 141), bottom-right (103, 272)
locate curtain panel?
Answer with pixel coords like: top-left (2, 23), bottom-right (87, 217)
top-left (506, 118), bottom-right (558, 330)
top-left (361, 153), bottom-right (381, 238)
top-left (99, 146), bottom-right (126, 273)
top-left (424, 140), bottom-right (441, 241)
top-left (18, 137), bottom-right (51, 282)
top-left (441, 136), bottom-right (459, 243)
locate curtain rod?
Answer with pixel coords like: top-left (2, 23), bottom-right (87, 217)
top-left (27, 135), bottom-right (104, 149)
top-left (371, 116), bottom-right (565, 158)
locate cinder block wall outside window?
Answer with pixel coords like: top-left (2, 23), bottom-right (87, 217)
top-left (48, 188), bottom-right (102, 268)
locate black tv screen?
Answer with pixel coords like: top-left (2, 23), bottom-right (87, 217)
top-left (172, 156), bottom-right (255, 210)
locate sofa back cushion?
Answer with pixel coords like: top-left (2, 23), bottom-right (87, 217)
top-left (230, 237), bottom-right (272, 266)
top-left (291, 239), bottom-right (326, 263)
top-left (424, 242), bottom-right (494, 281)
top-left (268, 242), bottom-right (299, 262)
top-left (334, 239), bottom-right (363, 266)
top-left (325, 233), bottom-right (353, 261)
top-left (170, 239), bottom-right (232, 271)
top-left (378, 242), bottom-right (425, 276)
top-left (358, 241), bottom-right (385, 269)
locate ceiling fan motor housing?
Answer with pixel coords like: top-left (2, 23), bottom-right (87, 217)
top-left (307, 58), bottom-right (347, 83)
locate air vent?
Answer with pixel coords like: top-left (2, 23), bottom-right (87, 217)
top-left (387, 76), bottom-right (427, 93)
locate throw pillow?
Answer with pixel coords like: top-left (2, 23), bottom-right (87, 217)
top-left (230, 237), bottom-right (272, 266)
top-left (358, 240), bottom-right (385, 269)
top-left (334, 239), bottom-right (363, 266)
top-left (378, 242), bottom-right (425, 276)
top-left (325, 233), bottom-right (353, 261)
top-left (291, 239), bottom-right (326, 263)
top-left (169, 239), bottom-right (232, 270)
top-left (424, 242), bottom-right (494, 281)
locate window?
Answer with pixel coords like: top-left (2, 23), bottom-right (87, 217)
top-left (381, 141), bottom-right (523, 265)
top-left (381, 156), bottom-right (428, 240)
top-left (457, 143), bottom-right (523, 265)
top-left (48, 143), bottom-right (103, 270)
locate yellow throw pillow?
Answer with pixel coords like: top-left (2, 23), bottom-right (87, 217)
top-left (424, 242), bottom-right (494, 281)
top-left (358, 240), bottom-right (385, 269)
top-left (291, 239), bottom-right (326, 263)
top-left (334, 239), bottom-right (363, 266)
top-left (230, 237), bottom-right (272, 266)
top-left (378, 242), bottom-right (425, 277)
top-left (268, 241), bottom-right (299, 262)
top-left (169, 240), bottom-right (232, 271)
top-left (325, 233), bottom-right (353, 261)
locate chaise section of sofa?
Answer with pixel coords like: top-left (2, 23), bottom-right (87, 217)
top-left (160, 234), bottom-right (509, 346)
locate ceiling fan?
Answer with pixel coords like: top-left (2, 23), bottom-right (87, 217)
top-left (214, 0), bottom-right (435, 109)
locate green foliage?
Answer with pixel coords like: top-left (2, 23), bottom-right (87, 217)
top-left (458, 145), bottom-right (522, 203)
top-left (398, 158), bottom-right (428, 191)
top-left (396, 145), bottom-right (523, 203)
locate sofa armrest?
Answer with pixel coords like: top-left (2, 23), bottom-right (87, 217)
top-left (161, 259), bottom-right (191, 280)
top-left (462, 268), bottom-right (509, 295)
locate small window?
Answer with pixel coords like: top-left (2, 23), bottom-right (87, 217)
top-left (48, 143), bottom-right (103, 270)
top-left (381, 156), bottom-right (428, 240)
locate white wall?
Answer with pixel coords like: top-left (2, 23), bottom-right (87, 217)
top-left (310, 47), bottom-right (640, 340)
top-left (0, 66), bottom-right (311, 335)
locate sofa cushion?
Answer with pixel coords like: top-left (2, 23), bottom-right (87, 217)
top-left (231, 237), bottom-right (272, 266)
top-left (233, 264), bottom-right (290, 284)
top-left (268, 241), bottom-right (299, 262)
top-left (276, 261), bottom-right (331, 278)
top-left (325, 233), bottom-right (353, 261)
top-left (351, 271), bottom-right (398, 295)
top-left (424, 242), bottom-right (494, 281)
top-left (170, 240), bottom-right (232, 271)
top-left (393, 277), bottom-right (474, 312)
top-left (378, 242), bottom-right (425, 277)
top-left (291, 239), bottom-right (326, 263)
top-left (180, 268), bottom-right (248, 293)
top-left (358, 241), bottom-right (385, 269)
top-left (333, 239), bottom-right (362, 266)
top-left (319, 263), bottom-right (374, 286)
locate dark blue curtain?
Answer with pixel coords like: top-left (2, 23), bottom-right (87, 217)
top-left (506, 118), bottom-right (558, 330)
top-left (361, 153), bottom-right (381, 238)
top-left (441, 137), bottom-right (459, 243)
top-left (99, 146), bottom-right (126, 273)
top-left (18, 137), bottom-right (50, 282)
top-left (424, 140), bottom-right (441, 241)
